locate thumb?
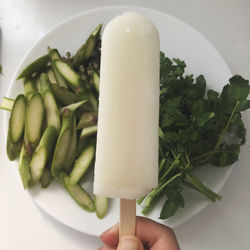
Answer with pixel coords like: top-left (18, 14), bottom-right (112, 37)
top-left (118, 235), bottom-right (144, 250)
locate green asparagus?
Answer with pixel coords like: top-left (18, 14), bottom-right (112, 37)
top-left (63, 116), bottom-right (77, 172)
top-left (39, 73), bottom-right (61, 132)
top-left (30, 125), bottom-right (58, 183)
top-left (10, 94), bottom-right (26, 144)
top-left (17, 54), bottom-right (49, 80)
top-left (25, 93), bottom-right (45, 150)
top-left (72, 24), bottom-right (102, 68)
top-left (51, 109), bottom-right (74, 176)
top-left (57, 171), bottom-right (95, 212)
top-left (48, 48), bottom-right (68, 88)
top-left (55, 59), bottom-right (86, 95)
top-left (94, 195), bottom-right (109, 219)
top-left (69, 144), bottom-right (95, 185)
top-left (77, 112), bottom-right (97, 129)
top-left (40, 168), bottom-right (53, 188)
top-left (19, 144), bottom-right (31, 189)
top-left (80, 125), bottom-right (97, 140)
top-left (6, 119), bottom-right (22, 161)
top-left (0, 97), bottom-right (14, 111)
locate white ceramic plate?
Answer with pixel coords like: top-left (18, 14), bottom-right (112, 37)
top-left (5, 6), bottom-right (233, 236)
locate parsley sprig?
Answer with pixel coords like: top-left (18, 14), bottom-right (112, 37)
top-left (139, 52), bottom-right (250, 219)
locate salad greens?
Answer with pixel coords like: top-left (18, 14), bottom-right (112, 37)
top-left (139, 52), bottom-right (250, 218)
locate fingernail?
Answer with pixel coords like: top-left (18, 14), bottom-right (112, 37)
top-left (119, 236), bottom-right (139, 250)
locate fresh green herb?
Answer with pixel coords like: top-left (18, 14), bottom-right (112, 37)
top-left (140, 52), bottom-right (249, 218)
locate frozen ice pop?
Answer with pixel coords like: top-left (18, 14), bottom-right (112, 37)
top-left (94, 11), bottom-right (160, 200)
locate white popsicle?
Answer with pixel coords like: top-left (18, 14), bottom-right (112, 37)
top-left (94, 11), bottom-right (160, 200)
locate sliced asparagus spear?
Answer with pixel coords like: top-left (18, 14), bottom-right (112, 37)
top-left (23, 78), bottom-right (37, 100)
top-left (94, 195), bottom-right (109, 219)
top-left (7, 136), bottom-right (21, 161)
top-left (80, 125), bottom-right (97, 140)
top-left (77, 112), bottom-right (97, 129)
top-left (59, 99), bottom-right (87, 114)
top-left (54, 59), bottom-right (86, 95)
top-left (25, 93), bottom-right (45, 150)
top-left (30, 125), bottom-right (58, 183)
top-left (51, 83), bottom-right (80, 105)
top-left (57, 171), bottom-right (95, 212)
top-left (72, 24), bottom-right (102, 68)
top-left (91, 71), bottom-right (100, 93)
top-left (43, 90), bottom-right (61, 132)
top-left (17, 54), bottom-right (49, 80)
top-left (19, 144), bottom-right (31, 189)
top-left (68, 144), bottom-right (95, 185)
top-left (0, 97), bottom-right (14, 111)
top-left (51, 109), bottom-right (74, 177)
top-left (10, 94), bottom-right (26, 144)
top-left (63, 115), bottom-right (77, 172)
top-left (47, 68), bottom-right (57, 84)
top-left (39, 72), bottom-right (52, 92)
top-left (39, 73), bottom-right (61, 132)
top-left (51, 128), bottom-right (72, 176)
top-left (35, 76), bottom-right (41, 93)
top-left (40, 168), bottom-right (53, 188)
top-left (6, 119), bottom-right (22, 161)
top-left (87, 89), bottom-right (98, 112)
top-left (76, 137), bottom-right (88, 157)
top-left (48, 48), bottom-right (68, 88)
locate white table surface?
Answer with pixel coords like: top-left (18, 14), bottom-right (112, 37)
top-left (0, 1), bottom-right (250, 249)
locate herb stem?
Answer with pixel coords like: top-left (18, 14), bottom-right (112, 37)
top-left (142, 191), bottom-right (165, 215)
top-left (191, 150), bottom-right (220, 161)
top-left (137, 195), bottom-right (146, 205)
top-left (183, 179), bottom-right (201, 192)
top-left (196, 101), bottom-right (239, 165)
top-left (185, 172), bottom-right (222, 201)
top-left (145, 173), bottom-right (182, 207)
top-left (214, 101), bottom-right (239, 150)
top-left (185, 153), bottom-right (190, 169)
top-left (170, 149), bottom-right (177, 158)
top-left (158, 158), bottom-right (166, 175)
top-left (159, 154), bottom-right (181, 183)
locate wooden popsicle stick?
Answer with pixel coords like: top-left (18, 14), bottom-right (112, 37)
top-left (119, 199), bottom-right (136, 239)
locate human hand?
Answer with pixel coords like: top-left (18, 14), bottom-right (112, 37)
top-left (98, 216), bottom-right (180, 250)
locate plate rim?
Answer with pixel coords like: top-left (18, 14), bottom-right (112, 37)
top-left (4, 5), bottom-right (234, 236)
